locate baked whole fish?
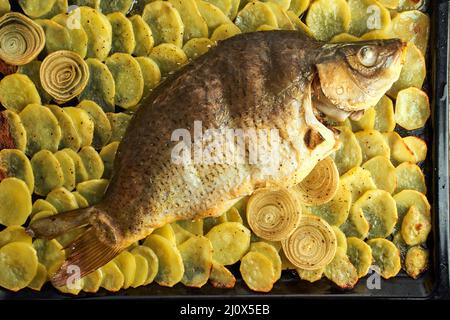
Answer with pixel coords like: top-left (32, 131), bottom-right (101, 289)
top-left (28, 30), bottom-right (405, 286)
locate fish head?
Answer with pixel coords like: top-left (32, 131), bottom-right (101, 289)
top-left (313, 39), bottom-right (406, 121)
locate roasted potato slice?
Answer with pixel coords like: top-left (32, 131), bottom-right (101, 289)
top-left (27, 263), bottom-right (47, 291)
top-left (130, 254), bottom-right (148, 288)
top-left (197, 0), bottom-right (232, 35)
top-left (0, 242), bottom-right (38, 291)
top-left (179, 235), bottom-right (213, 288)
top-left (32, 239), bottom-right (65, 278)
top-left (341, 207), bottom-right (370, 239)
top-left (100, 0), bottom-right (134, 14)
top-left (183, 38), bottom-right (215, 60)
top-left (209, 261), bottom-right (236, 288)
top-left (60, 148), bottom-right (89, 184)
top-left (296, 267), bottom-right (324, 283)
top-left (46, 187), bottom-right (78, 213)
top-left (289, 0), bottom-right (310, 16)
top-left (210, 23), bottom-right (241, 42)
top-left (100, 261), bottom-right (125, 292)
top-left (403, 136), bottom-right (427, 163)
top-left (382, 131), bottom-right (415, 165)
top-left (235, 1), bottom-right (278, 33)
top-left (340, 166), bottom-right (377, 203)
top-left (367, 238), bottom-right (401, 279)
top-left (330, 126), bottom-right (363, 175)
top-left (31, 199), bottom-right (57, 217)
top-left (152, 224), bottom-right (177, 244)
top-left (78, 146), bottom-right (105, 180)
top-left (240, 251), bottom-right (275, 292)
top-left (76, 179), bottom-right (109, 206)
top-left (100, 141), bottom-right (119, 179)
top-left (0, 226), bottom-right (32, 248)
top-left (401, 205), bottom-right (431, 246)
top-left (107, 112), bottom-right (132, 142)
top-left (250, 241), bottom-right (282, 281)
top-left (19, 0), bottom-right (56, 18)
top-left (77, 100), bottom-right (112, 150)
top-left (150, 43), bottom-right (188, 75)
top-left (79, 6), bottom-right (112, 61)
top-left (395, 162), bottom-right (426, 194)
top-left (46, 105), bottom-right (81, 152)
top-left (0, 110), bottom-right (27, 152)
top-left (54, 151), bottom-right (76, 191)
top-left (351, 107), bottom-right (376, 132)
top-left (347, 0), bottom-right (391, 37)
top-left (71, 191), bottom-right (89, 209)
top-left (362, 156), bottom-right (397, 194)
top-left (0, 74), bottom-right (41, 113)
top-left (355, 130), bottom-right (390, 163)
top-left (324, 247), bottom-right (358, 289)
top-left (405, 246), bottom-right (428, 279)
top-left (130, 15), bottom-right (154, 57)
top-left (82, 269), bottom-right (103, 293)
top-left (0, 177), bottom-right (32, 226)
top-left (64, 107), bottom-right (94, 148)
top-left (388, 10), bottom-right (429, 55)
top-left (395, 87), bottom-right (430, 131)
top-left (332, 226), bottom-right (347, 252)
top-left (169, 0), bottom-right (209, 42)
top-left (373, 95), bottom-right (395, 132)
top-left (17, 61), bottom-right (52, 104)
top-left (346, 237), bottom-right (372, 278)
top-left (265, 2), bottom-right (294, 30)
top-left (0, 149), bottom-right (34, 192)
top-left (394, 189), bottom-right (430, 230)
top-left (130, 245), bottom-right (159, 285)
top-left (51, 13), bottom-right (88, 58)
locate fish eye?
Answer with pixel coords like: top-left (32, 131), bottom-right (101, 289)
top-left (358, 46), bottom-right (378, 67)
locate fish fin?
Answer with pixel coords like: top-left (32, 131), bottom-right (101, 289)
top-left (27, 207), bottom-right (94, 239)
top-left (51, 227), bottom-right (122, 287)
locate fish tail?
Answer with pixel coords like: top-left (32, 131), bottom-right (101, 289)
top-left (27, 207), bottom-right (122, 287)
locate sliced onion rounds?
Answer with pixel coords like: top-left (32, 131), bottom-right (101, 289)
top-left (40, 50), bottom-right (90, 103)
top-left (282, 215), bottom-right (337, 270)
top-left (246, 187), bottom-right (302, 241)
top-left (295, 157), bottom-right (339, 206)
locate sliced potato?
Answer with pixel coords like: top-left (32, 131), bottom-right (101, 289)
top-left (17, 60), bottom-right (52, 104)
top-left (401, 205), bottom-right (431, 246)
top-left (235, 1), bottom-right (278, 33)
top-left (129, 15), bottom-right (154, 57)
top-left (332, 225), bottom-right (347, 252)
top-left (31, 150), bottom-right (64, 196)
top-left (19, 0), bottom-right (56, 18)
top-left (82, 269), bottom-right (102, 293)
top-left (0, 149), bottom-right (34, 192)
top-left (395, 162), bottom-right (426, 194)
top-left (0, 242), bottom-right (38, 292)
top-left (387, 42), bottom-right (425, 98)
top-left (130, 245), bottom-right (159, 285)
top-left (51, 13), bottom-right (88, 58)
top-left (100, 141), bottom-right (119, 179)
top-left (197, 0), bottom-right (232, 35)
top-left (100, 261), bottom-right (125, 292)
top-left (177, 219), bottom-right (204, 236)
top-left (210, 23), bottom-right (241, 42)
top-left (142, 1), bottom-right (184, 48)
top-left (135, 57), bottom-right (162, 96)
top-left (32, 239), bottom-right (65, 278)
top-left (388, 10), bottom-right (429, 55)
top-left (346, 237), bottom-right (372, 278)
top-left (130, 254), bottom-right (148, 288)
top-left (77, 100), bottom-right (112, 150)
top-left (305, 0), bottom-right (351, 41)
top-left (403, 136), bottom-right (427, 163)
top-left (240, 251), bottom-right (275, 292)
top-left (144, 234), bottom-right (184, 287)
top-left (107, 112), bottom-right (132, 142)
top-left (35, 19), bottom-right (71, 55)
top-left (152, 224), bottom-right (177, 244)
top-left (289, 0), bottom-right (310, 16)
top-left (382, 131), bottom-right (415, 165)
top-left (54, 151), bottom-right (76, 191)
top-left (79, 6), bottom-right (112, 61)
top-left (340, 207), bottom-right (370, 239)
top-left (209, 261), bottom-right (236, 288)
top-left (76, 179), bottom-right (109, 206)
top-left (330, 126), bottom-right (363, 175)
top-left (323, 248), bottom-right (358, 289)
top-left (46, 187), bottom-right (78, 213)
top-left (0, 177), bottom-right (32, 226)
top-left (367, 238), bottom-right (401, 279)
top-left (28, 263), bottom-right (47, 291)
top-left (183, 38), bottom-right (215, 60)
top-left (206, 222), bottom-right (251, 265)
top-left (30, 210), bottom-right (56, 224)
top-left (0, 226), bottom-right (32, 248)
top-left (78, 146), bottom-right (104, 180)
top-left (256, 24), bottom-right (277, 31)
top-left (202, 0), bottom-right (232, 17)
top-left (0, 110), bottom-right (27, 152)
top-left (172, 223), bottom-right (194, 245)
top-left (395, 87), bottom-right (430, 130)
top-left (330, 33), bottom-right (360, 43)
top-left (179, 235), bottom-right (213, 288)
top-left (351, 107), bottom-right (376, 132)
top-left (46, 105), bottom-right (81, 152)
top-left (72, 191), bottom-right (89, 209)
top-left (31, 199), bottom-right (57, 216)
top-left (60, 148), bottom-right (89, 184)
top-left (286, 10), bottom-right (313, 36)
top-left (169, 0), bottom-right (209, 42)
top-left (64, 107), bottom-right (94, 148)
top-left (392, 231), bottom-right (409, 263)
top-left (100, 0), bottom-right (134, 14)
top-left (347, 0), bottom-right (391, 37)
top-left (373, 95), bottom-right (395, 132)
top-left (296, 267), bottom-right (324, 283)
top-left (150, 43), bottom-right (188, 75)
top-left (405, 246), bottom-right (428, 279)
top-left (250, 241), bottom-right (282, 281)
top-left (79, 58), bottom-right (116, 113)
top-left (355, 130), bottom-right (390, 163)
top-left (360, 29), bottom-right (391, 40)
top-left (362, 156), bottom-right (397, 194)
top-left (0, 74), bottom-right (41, 112)
top-left (394, 189), bottom-right (430, 230)
top-left (20, 103), bottom-right (62, 156)
top-left (56, 228), bottom-right (85, 248)
top-left (226, 207), bottom-right (243, 224)
top-left (398, 0), bottom-right (423, 11)
top-left (264, 2), bottom-right (294, 30)
top-left (340, 166), bottom-right (377, 203)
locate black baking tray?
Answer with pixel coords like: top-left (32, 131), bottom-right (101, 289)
top-left (1, 0), bottom-right (449, 300)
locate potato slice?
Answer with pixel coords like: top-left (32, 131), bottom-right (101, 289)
top-left (256, 24), bottom-right (277, 31)
top-left (54, 150), bottom-right (76, 191)
top-left (0, 177), bottom-right (32, 226)
top-left (100, 0), bottom-right (134, 14)
top-left (306, 182), bottom-right (351, 227)
top-left (209, 261), bottom-right (235, 288)
top-left (0, 242), bottom-right (38, 291)
top-left (388, 10), bottom-right (429, 55)
top-left (79, 58), bottom-right (116, 113)
top-left (210, 23), bottom-right (241, 42)
top-left (144, 234), bottom-right (184, 287)
top-left (183, 38), bottom-right (215, 60)
top-left (306, 0), bottom-right (351, 41)
top-left (28, 263), bottom-right (47, 291)
top-left (324, 247), bottom-right (358, 289)
top-left (72, 0), bottom-right (101, 10)
top-left (0, 0), bottom-right (9, 16)
top-left (17, 61), bottom-right (52, 104)
top-left (113, 251), bottom-right (136, 289)
top-left (197, 0), bottom-right (232, 35)
top-left (394, 189), bottom-right (430, 229)
top-left (151, 224), bottom-right (177, 244)
top-left (0, 149), bottom-right (34, 192)
top-left (235, 1), bottom-right (278, 33)
top-left (405, 246), bottom-right (428, 279)
top-left (46, 105), bottom-right (81, 152)
top-left (403, 136), bottom-right (427, 163)
top-left (177, 219), bottom-right (204, 236)
top-left (130, 245), bottom-right (159, 285)
top-left (296, 267), bottom-right (324, 283)
top-left (401, 205), bottom-right (431, 246)
top-left (373, 95), bottom-right (395, 132)
top-left (129, 15), bottom-right (154, 57)
top-left (387, 43), bottom-right (425, 98)
top-left (395, 162), bottom-right (426, 194)
top-left (202, 0), bottom-right (232, 17)
top-left (355, 130), bottom-right (390, 163)
top-left (398, 0), bottom-right (423, 11)
top-left (395, 87), bottom-right (430, 130)
top-left (78, 146), bottom-right (105, 180)
top-left (392, 231), bottom-right (408, 265)
top-left (0, 74), bottom-right (41, 113)
top-left (107, 12), bottom-right (136, 55)
top-left (378, 0), bottom-right (399, 9)
top-left (226, 207), bottom-right (243, 224)
top-left (51, 13), bottom-right (88, 58)
top-left (142, 1), bottom-right (184, 48)
top-left (250, 241), bottom-right (282, 281)
top-left (341, 207), bottom-right (370, 239)
top-left (362, 156), bottom-right (397, 194)
top-left (107, 112), bottom-right (132, 142)
top-left (240, 251), bottom-right (275, 292)
top-left (20, 103), bottom-right (62, 156)
top-left (330, 126), bottom-right (363, 175)
top-left (332, 226), bottom-right (347, 252)
top-left (130, 254), bottom-right (148, 288)
top-left (79, 7), bottom-right (112, 61)
top-left (32, 239), bottom-right (65, 278)
top-left (0, 110), bottom-right (27, 152)
top-left (19, 0), bottom-right (56, 18)
top-left (35, 19), bottom-right (71, 55)
top-left (382, 131), bottom-right (415, 165)
top-left (265, 2), bottom-right (294, 30)
top-left (100, 141), bottom-right (119, 179)
top-left (31, 199), bottom-right (57, 216)
top-left (60, 148), bottom-right (89, 184)
top-left (354, 189), bottom-right (398, 239)
top-left (31, 150), bottom-right (64, 196)
top-left (64, 107), bottom-right (94, 148)
top-left (178, 236), bottom-right (213, 288)
top-left (346, 237), bottom-right (372, 278)
top-left (150, 43), bottom-right (188, 75)
top-left (348, 0), bottom-right (391, 37)
top-left (330, 33), bottom-right (360, 43)
top-left (172, 222), bottom-right (194, 245)
top-left (46, 187), bottom-right (78, 213)
top-left (82, 269), bottom-right (102, 293)
top-left (100, 261), bottom-right (125, 292)
top-left (0, 226), bottom-right (32, 248)
top-left (367, 238), bottom-right (401, 279)
top-left (56, 228), bottom-right (85, 248)
top-left (78, 101), bottom-right (112, 150)
top-left (206, 222), bottom-right (251, 265)
top-left (72, 191), bottom-right (89, 209)
top-left (135, 57), bottom-right (162, 98)
top-left (286, 10), bottom-right (313, 36)
top-left (340, 167), bottom-right (377, 203)
top-left (169, 0), bottom-right (209, 42)
top-left (30, 210), bottom-right (56, 224)
top-left (289, 0), bottom-right (310, 15)
top-left (76, 179), bottom-right (109, 206)
top-left (351, 108), bottom-right (376, 132)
